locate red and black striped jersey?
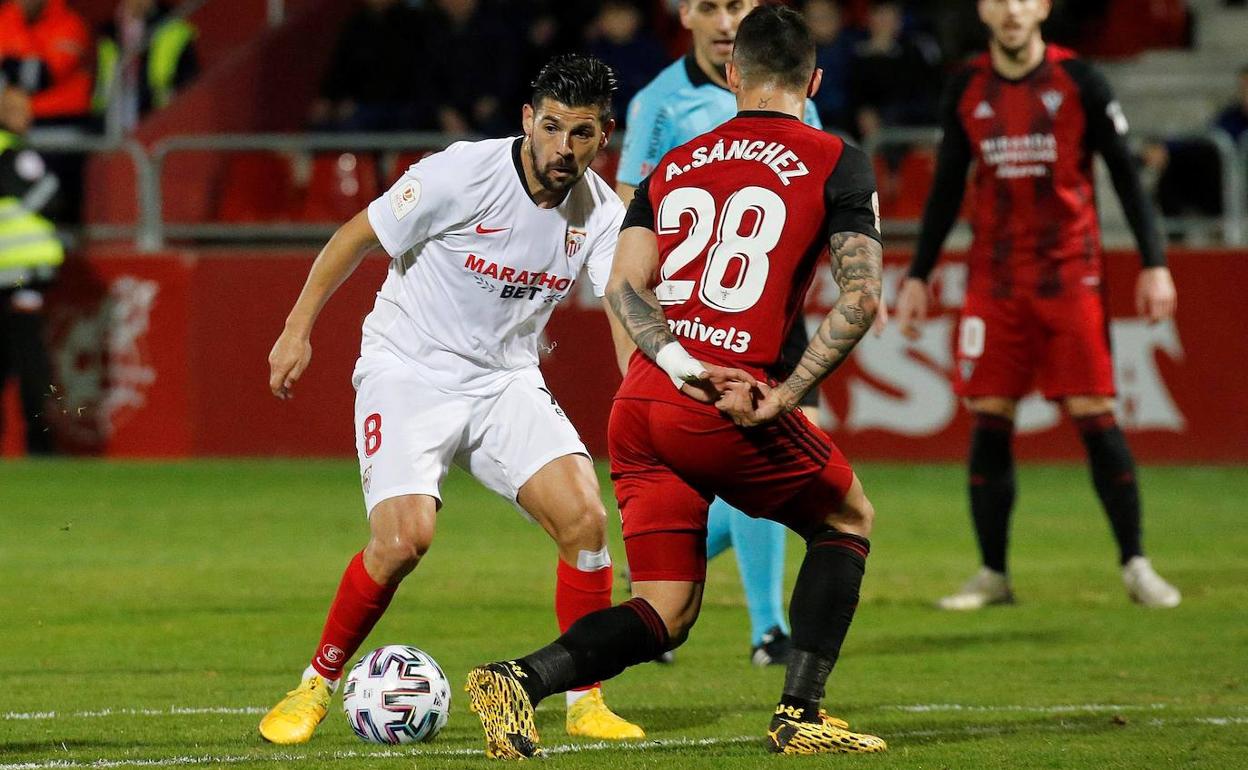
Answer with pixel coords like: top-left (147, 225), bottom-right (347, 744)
top-left (911, 45), bottom-right (1164, 297)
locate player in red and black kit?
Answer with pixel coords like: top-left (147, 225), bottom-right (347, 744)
top-left (893, 0), bottom-right (1181, 609)
top-left (465, 7), bottom-right (888, 758)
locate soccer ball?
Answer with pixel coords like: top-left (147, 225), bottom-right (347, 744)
top-left (342, 645), bottom-right (451, 744)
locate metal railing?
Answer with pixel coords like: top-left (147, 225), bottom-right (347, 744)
top-left (23, 125), bottom-right (1248, 252)
top-left (148, 132), bottom-right (480, 249)
top-left (864, 125), bottom-right (1247, 246)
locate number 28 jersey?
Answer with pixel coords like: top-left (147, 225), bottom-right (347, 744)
top-left (616, 111), bottom-right (880, 407)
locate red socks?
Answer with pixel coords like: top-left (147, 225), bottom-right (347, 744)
top-left (309, 551), bottom-right (397, 680)
top-left (555, 558), bottom-right (613, 693)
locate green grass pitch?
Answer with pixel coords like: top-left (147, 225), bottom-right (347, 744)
top-left (2, 459), bottom-right (1246, 769)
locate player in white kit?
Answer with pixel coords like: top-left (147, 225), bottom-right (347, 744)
top-left (258, 56), bottom-right (644, 745)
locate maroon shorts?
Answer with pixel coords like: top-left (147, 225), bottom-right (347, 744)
top-left (608, 397), bottom-right (854, 583)
top-left (955, 289), bottom-right (1115, 400)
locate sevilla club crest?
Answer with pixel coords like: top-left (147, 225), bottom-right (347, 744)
top-left (565, 227), bottom-right (587, 259)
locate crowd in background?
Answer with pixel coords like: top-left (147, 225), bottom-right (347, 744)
top-left (311, 0), bottom-right (1152, 142)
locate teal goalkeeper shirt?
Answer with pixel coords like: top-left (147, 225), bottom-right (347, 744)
top-left (616, 54), bottom-right (823, 187)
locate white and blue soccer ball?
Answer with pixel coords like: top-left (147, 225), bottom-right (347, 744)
top-left (342, 644), bottom-right (451, 744)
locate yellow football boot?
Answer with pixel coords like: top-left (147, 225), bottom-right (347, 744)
top-left (767, 707), bottom-right (886, 755)
top-left (258, 674), bottom-right (333, 745)
top-left (466, 662), bottom-right (543, 759)
top-left (565, 688), bottom-right (645, 740)
top-left (820, 710), bottom-right (850, 730)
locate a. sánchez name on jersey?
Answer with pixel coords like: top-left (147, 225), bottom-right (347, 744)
top-left (616, 111), bottom-right (881, 411)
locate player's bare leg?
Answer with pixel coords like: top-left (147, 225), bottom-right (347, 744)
top-left (1064, 396), bottom-right (1180, 607)
top-left (767, 474), bottom-right (886, 754)
top-left (514, 454), bottom-right (645, 740)
top-left (259, 495), bottom-right (436, 744)
top-left (939, 396), bottom-right (1018, 611)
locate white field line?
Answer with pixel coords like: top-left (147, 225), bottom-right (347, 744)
top-left (11, 700), bottom-right (1246, 722)
top-left (3, 716), bottom-right (1248, 770)
top-left (4, 708), bottom-right (267, 721)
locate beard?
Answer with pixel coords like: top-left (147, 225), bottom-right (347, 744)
top-left (994, 28), bottom-right (1036, 60)
top-left (528, 142), bottom-right (582, 193)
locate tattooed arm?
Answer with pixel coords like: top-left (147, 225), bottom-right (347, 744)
top-left (719, 231), bottom-right (883, 427)
top-left (782, 231), bottom-right (883, 403)
top-left (605, 227), bottom-right (678, 359)
top-left (606, 226), bottom-right (758, 402)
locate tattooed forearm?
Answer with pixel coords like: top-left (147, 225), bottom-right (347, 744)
top-left (780, 232), bottom-right (882, 405)
top-left (607, 281), bottom-right (677, 360)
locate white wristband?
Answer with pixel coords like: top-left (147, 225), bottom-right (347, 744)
top-left (655, 341), bottom-right (705, 389)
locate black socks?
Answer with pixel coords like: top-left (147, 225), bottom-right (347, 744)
top-left (1077, 412), bottom-right (1144, 565)
top-left (513, 598), bottom-right (669, 705)
top-left (780, 528), bottom-right (870, 723)
top-left (969, 413), bottom-right (1016, 574)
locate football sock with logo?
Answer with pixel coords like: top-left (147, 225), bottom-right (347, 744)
top-left (309, 551), bottom-right (397, 681)
top-left (779, 528), bottom-right (869, 722)
top-left (554, 557), bottom-right (613, 702)
top-left (1076, 413), bottom-right (1144, 564)
top-left (969, 413), bottom-right (1016, 574)
top-left (512, 598), bottom-right (669, 706)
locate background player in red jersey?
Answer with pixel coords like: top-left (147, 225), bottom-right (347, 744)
top-left (893, 0), bottom-right (1181, 610)
top-left (464, 7), bottom-right (888, 758)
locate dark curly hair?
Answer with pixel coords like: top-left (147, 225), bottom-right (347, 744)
top-left (530, 54), bottom-right (618, 123)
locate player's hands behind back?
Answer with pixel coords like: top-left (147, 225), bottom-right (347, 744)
top-left (678, 364), bottom-right (759, 405)
top-left (716, 380), bottom-right (799, 428)
top-left (268, 329), bottom-right (312, 399)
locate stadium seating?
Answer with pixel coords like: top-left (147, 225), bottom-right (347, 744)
top-left (215, 152), bottom-right (299, 223)
top-left (296, 152), bottom-right (381, 223)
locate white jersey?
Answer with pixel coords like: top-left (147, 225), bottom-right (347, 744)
top-left (361, 136), bottom-right (624, 396)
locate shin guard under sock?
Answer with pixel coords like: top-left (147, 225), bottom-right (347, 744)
top-left (555, 558), bottom-right (613, 695)
top-left (969, 413), bottom-right (1016, 573)
top-left (782, 529), bottom-right (869, 721)
top-left (310, 551), bottom-right (397, 680)
top-left (1077, 413), bottom-right (1144, 564)
top-left (516, 598), bottom-right (668, 705)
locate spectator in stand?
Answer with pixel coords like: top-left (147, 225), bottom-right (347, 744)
top-left (0, 0), bottom-right (92, 223)
top-left (0, 83), bottom-right (64, 455)
top-left (586, 0), bottom-right (667, 127)
top-left (311, 0), bottom-right (424, 132)
top-left (1141, 64), bottom-right (1248, 223)
top-left (423, 0), bottom-right (520, 136)
top-left (803, 0), bottom-right (865, 132)
top-left (92, 0), bottom-right (199, 133)
top-left (847, 0), bottom-right (941, 143)
top-left (0, 0), bottom-right (92, 127)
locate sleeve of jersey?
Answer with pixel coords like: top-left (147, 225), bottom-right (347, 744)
top-left (616, 92), bottom-right (670, 187)
top-left (620, 174), bottom-right (657, 231)
top-left (824, 144), bottom-right (881, 242)
top-left (585, 202), bottom-right (626, 298)
top-left (910, 71), bottom-right (974, 281)
top-left (1065, 60), bottom-right (1166, 269)
top-left (366, 148), bottom-right (467, 258)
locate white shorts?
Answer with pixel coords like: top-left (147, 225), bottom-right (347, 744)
top-left (352, 362), bottom-right (589, 518)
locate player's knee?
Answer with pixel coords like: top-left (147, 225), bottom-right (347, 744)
top-left (829, 491), bottom-right (874, 538)
top-left (367, 498), bottom-right (437, 580)
top-left (1064, 395), bottom-right (1115, 418)
top-left (552, 499), bottom-right (608, 552)
top-left (658, 605), bottom-right (699, 650)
